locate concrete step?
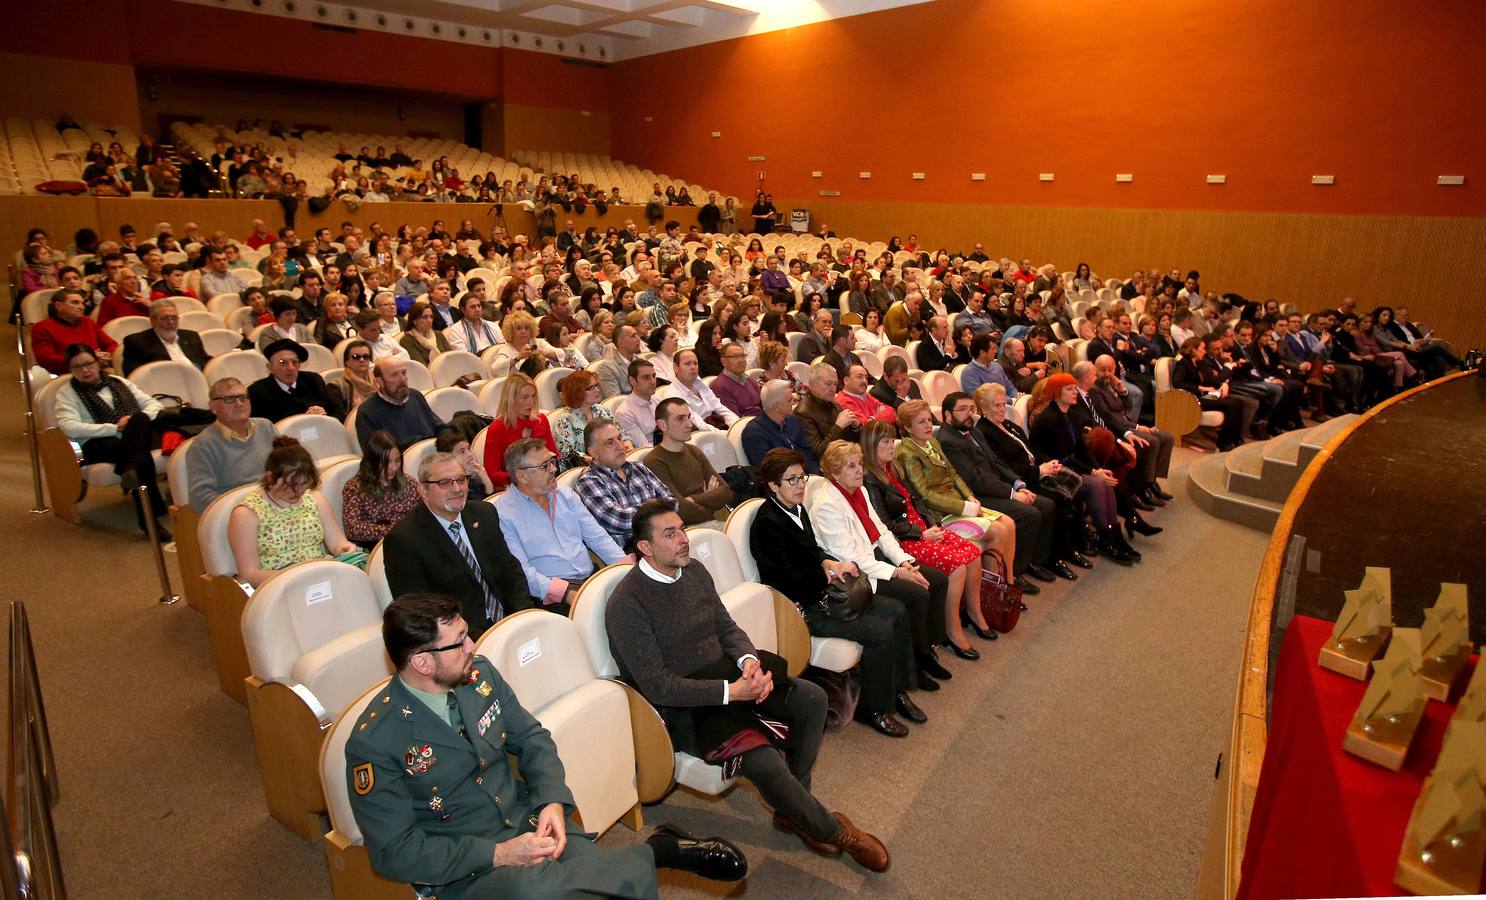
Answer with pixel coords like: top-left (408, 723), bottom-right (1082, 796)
top-left (1297, 413), bottom-right (1360, 468)
top-left (1188, 451), bottom-right (1282, 532)
top-left (1222, 440), bottom-right (1295, 503)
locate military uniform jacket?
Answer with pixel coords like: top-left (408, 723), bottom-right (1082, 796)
top-left (345, 657), bottom-right (578, 895)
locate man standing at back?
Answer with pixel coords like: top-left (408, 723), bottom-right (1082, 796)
top-left (606, 500), bottom-right (889, 873)
top-left (345, 592), bottom-right (746, 899)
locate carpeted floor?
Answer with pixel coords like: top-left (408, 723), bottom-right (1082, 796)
top-left (0, 328), bottom-right (1267, 899)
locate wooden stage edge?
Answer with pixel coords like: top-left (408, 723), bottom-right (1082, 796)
top-left (1198, 369), bottom-right (1475, 900)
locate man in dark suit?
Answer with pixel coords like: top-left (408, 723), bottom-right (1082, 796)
top-left (1083, 357), bottom-right (1176, 508)
top-left (247, 339), bottom-right (347, 422)
top-left (914, 316), bottom-right (961, 373)
top-left (384, 452), bottom-right (536, 635)
top-left (121, 299), bottom-right (211, 375)
top-left (795, 309), bottom-right (834, 363)
top-left (1086, 317), bottom-right (1145, 422)
top-left (869, 356), bottom-right (924, 410)
top-left (935, 392), bottom-right (1060, 586)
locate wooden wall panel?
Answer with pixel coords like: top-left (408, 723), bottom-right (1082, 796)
top-left (0, 53), bottom-right (141, 133)
top-left (778, 199), bottom-right (1486, 352)
top-left (501, 105), bottom-right (611, 158)
top-left (0, 197), bottom-right (103, 262)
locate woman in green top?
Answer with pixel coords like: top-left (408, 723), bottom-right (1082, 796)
top-left (229, 436), bottom-right (357, 587)
top-left (892, 399), bottom-right (1016, 561)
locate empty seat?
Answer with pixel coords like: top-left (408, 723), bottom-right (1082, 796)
top-left (474, 610), bottom-right (672, 835)
top-left (197, 483), bottom-right (259, 703)
top-left (429, 350), bottom-right (484, 387)
top-left (199, 328), bottom-right (243, 357)
top-left (688, 430), bottom-right (738, 471)
top-left (425, 386), bottom-right (480, 422)
top-left (276, 413), bottom-right (357, 464)
top-left (242, 560), bottom-right (392, 840)
top-left (204, 350), bottom-right (270, 392)
top-left (129, 360), bottom-right (211, 409)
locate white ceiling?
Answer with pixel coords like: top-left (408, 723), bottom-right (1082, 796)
top-left (174, 0), bottom-right (932, 62)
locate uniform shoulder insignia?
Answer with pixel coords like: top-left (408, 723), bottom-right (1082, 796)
top-left (355, 693), bottom-right (395, 736)
top-left (352, 763), bottom-right (374, 795)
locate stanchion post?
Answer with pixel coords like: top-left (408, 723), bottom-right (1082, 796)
top-left (137, 485), bottom-right (180, 606)
top-left (12, 273), bottom-right (50, 515)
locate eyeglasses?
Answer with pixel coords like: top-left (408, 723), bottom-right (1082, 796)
top-left (69, 360), bottom-right (100, 371)
top-left (779, 475), bottom-right (808, 486)
top-left (519, 458), bottom-right (559, 473)
top-left (419, 636), bottom-right (469, 655)
top-left (422, 475), bottom-right (469, 489)
top-left (212, 394), bottom-right (250, 404)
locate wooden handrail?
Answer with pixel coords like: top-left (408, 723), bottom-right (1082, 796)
top-left (1216, 369), bottom-right (1473, 897)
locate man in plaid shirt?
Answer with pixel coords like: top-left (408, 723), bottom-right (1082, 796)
top-left (575, 419), bottom-right (676, 550)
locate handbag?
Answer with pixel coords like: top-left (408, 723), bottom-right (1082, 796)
top-left (979, 548), bottom-right (1023, 634)
top-left (817, 571), bottom-right (871, 622)
top-left (1038, 467), bottom-right (1082, 503)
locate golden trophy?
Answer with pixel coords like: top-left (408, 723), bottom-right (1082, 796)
top-left (1344, 627), bottom-right (1426, 771)
top-left (1319, 567), bottom-right (1395, 680)
top-left (1420, 583), bottom-right (1473, 702)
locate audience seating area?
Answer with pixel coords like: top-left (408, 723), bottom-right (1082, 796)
top-left (511, 148), bottom-right (721, 204)
top-left (2, 118), bottom-right (141, 194)
top-left (10, 197), bottom-right (1467, 898)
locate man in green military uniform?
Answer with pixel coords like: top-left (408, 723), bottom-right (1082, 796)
top-left (346, 593), bottom-right (747, 898)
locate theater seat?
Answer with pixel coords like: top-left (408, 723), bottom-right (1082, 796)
top-left (197, 483), bottom-right (258, 704)
top-left (1153, 356), bottom-right (1221, 446)
top-left (165, 437), bottom-right (207, 612)
top-left (319, 677), bottom-right (410, 900)
top-left (474, 609), bottom-right (672, 835)
top-left (276, 413), bottom-right (357, 466)
top-left (689, 430), bottom-right (738, 471)
top-left (365, 541), bottom-right (393, 611)
top-left (242, 559), bottom-right (392, 841)
top-left (723, 498), bottom-right (863, 673)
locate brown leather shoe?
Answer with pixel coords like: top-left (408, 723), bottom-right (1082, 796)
top-left (772, 812), bottom-right (841, 856)
top-left (831, 812), bottom-right (890, 872)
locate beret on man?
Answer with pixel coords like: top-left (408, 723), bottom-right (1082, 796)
top-left (262, 338), bottom-right (309, 362)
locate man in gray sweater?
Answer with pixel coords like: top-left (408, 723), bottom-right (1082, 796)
top-left (186, 377), bottom-right (275, 512)
top-left (605, 500), bottom-right (890, 874)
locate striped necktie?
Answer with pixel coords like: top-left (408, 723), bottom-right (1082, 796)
top-left (1082, 391), bottom-right (1106, 429)
top-left (449, 521), bottom-right (502, 624)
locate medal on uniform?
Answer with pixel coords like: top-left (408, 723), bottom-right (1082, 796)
top-left (428, 796), bottom-right (449, 820)
top-left (401, 706), bottom-right (413, 718)
top-left (477, 700), bottom-right (500, 736)
top-left (475, 681), bottom-right (492, 697)
top-left (404, 743), bottom-right (436, 775)
top-left (466, 667), bottom-right (480, 685)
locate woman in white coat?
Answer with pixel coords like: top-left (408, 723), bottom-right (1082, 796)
top-left (807, 439), bottom-right (954, 688)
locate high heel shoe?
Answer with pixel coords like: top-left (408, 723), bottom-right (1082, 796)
top-left (962, 615), bottom-right (999, 641)
top-left (940, 640), bottom-right (980, 661)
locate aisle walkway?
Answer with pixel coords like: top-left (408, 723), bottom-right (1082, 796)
top-left (0, 332), bottom-right (1264, 899)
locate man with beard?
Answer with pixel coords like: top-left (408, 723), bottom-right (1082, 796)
top-left (345, 591), bottom-right (746, 899)
top-left (355, 357), bottom-right (443, 449)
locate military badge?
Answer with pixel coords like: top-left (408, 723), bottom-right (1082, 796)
top-left (404, 743), bottom-right (436, 775)
top-left (475, 681), bottom-right (492, 697)
top-left (352, 763), bottom-right (374, 795)
top-left (429, 796), bottom-right (449, 820)
top-left (466, 667), bottom-right (480, 684)
top-left (477, 700), bottom-right (500, 737)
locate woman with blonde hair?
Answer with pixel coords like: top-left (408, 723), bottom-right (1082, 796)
top-left (810, 439), bottom-right (954, 689)
top-left (481, 372), bottom-right (558, 489)
top-left (487, 310), bottom-right (560, 376)
top-left (859, 419), bottom-right (992, 658)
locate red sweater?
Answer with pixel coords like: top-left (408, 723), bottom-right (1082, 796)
top-left (98, 292), bottom-right (151, 326)
top-left (482, 415), bottom-right (557, 489)
top-left (31, 315), bottom-right (118, 374)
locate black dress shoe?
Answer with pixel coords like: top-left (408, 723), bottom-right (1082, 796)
top-left (895, 692), bottom-right (928, 723)
top-left (1130, 494), bottom-right (1156, 511)
top-left (1026, 563), bottom-right (1056, 583)
top-left (1049, 560), bottom-right (1078, 581)
top-left (916, 671), bottom-right (941, 691)
top-left (1065, 551), bottom-right (1093, 569)
top-left (653, 824), bottom-right (749, 881)
top-left (1141, 488), bottom-right (1167, 507)
top-left (941, 640), bottom-right (980, 661)
top-left (919, 652), bottom-right (953, 681)
top-left (1126, 513), bottom-right (1163, 537)
top-left (857, 710), bottom-right (909, 737)
top-left (962, 616), bottom-right (999, 640)
top-left (1016, 575), bottom-right (1041, 595)
top-left (1152, 484), bottom-right (1174, 501)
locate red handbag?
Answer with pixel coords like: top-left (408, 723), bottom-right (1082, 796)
top-left (979, 548), bottom-right (1023, 634)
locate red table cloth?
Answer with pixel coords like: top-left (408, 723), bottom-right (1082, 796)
top-left (1236, 614), bottom-right (1477, 900)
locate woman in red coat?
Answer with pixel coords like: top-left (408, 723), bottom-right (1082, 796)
top-left (481, 373), bottom-right (557, 490)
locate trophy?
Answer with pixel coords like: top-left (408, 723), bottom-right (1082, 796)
top-left (1319, 568), bottom-right (1394, 680)
top-left (1420, 583), bottom-right (1473, 701)
top-left (1395, 720), bottom-right (1486, 895)
top-left (1344, 627), bottom-right (1426, 771)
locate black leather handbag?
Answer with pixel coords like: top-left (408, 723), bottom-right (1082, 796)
top-left (817, 572), bottom-right (872, 622)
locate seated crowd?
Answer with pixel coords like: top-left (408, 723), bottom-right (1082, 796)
top-left (21, 214), bottom-right (1471, 897)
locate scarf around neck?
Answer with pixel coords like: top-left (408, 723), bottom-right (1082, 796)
top-left (71, 374), bottom-right (140, 423)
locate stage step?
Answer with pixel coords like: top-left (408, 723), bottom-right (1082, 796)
top-left (1192, 413), bottom-right (1361, 530)
top-left (1188, 452), bottom-right (1282, 531)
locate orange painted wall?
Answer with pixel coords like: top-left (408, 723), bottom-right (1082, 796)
top-left (612, 0), bottom-right (1486, 216)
